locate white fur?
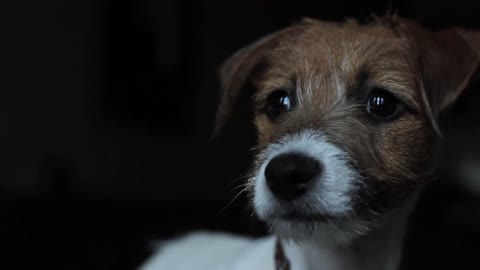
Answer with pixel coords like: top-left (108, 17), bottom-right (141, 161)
top-left (139, 194), bottom-right (418, 270)
top-left (253, 129), bottom-right (363, 240)
top-left (138, 232), bottom-right (276, 270)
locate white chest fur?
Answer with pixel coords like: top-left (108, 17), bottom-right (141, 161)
top-left (139, 193), bottom-right (417, 270)
top-left (139, 232), bottom-right (276, 270)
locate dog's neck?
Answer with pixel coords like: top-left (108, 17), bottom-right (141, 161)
top-left (279, 193), bottom-right (419, 270)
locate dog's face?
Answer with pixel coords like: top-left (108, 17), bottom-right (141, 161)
top-left (215, 17), bottom-right (479, 241)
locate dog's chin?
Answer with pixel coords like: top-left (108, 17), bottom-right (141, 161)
top-left (265, 213), bottom-right (372, 244)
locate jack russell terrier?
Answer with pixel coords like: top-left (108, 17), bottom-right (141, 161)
top-left (140, 15), bottom-right (480, 270)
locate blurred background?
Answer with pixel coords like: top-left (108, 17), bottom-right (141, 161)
top-left (2, 0), bottom-right (480, 269)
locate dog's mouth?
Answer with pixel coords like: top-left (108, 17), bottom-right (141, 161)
top-left (266, 205), bottom-right (338, 224)
top-left (265, 207), bottom-right (367, 242)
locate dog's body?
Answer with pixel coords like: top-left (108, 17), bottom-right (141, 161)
top-left (141, 16), bottom-right (480, 270)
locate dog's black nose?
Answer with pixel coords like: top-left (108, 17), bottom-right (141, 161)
top-left (265, 153), bottom-right (321, 200)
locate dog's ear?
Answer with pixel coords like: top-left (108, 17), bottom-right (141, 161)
top-left (402, 19), bottom-right (480, 133)
top-left (211, 27), bottom-right (294, 139)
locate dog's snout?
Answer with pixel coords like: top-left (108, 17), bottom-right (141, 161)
top-left (265, 153), bottom-right (321, 200)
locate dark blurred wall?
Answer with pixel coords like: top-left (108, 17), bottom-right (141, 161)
top-left (2, 0), bottom-right (480, 269)
top-left (2, 0), bottom-right (95, 193)
top-left (3, 0), bottom-right (480, 202)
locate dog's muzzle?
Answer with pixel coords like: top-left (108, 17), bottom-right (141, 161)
top-left (253, 130), bottom-right (358, 220)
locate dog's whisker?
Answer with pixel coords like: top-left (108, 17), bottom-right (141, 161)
top-left (216, 186), bottom-right (251, 215)
top-left (226, 173), bottom-right (252, 186)
top-left (230, 182), bottom-right (253, 192)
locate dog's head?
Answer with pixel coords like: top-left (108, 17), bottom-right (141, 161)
top-left (214, 16), bottom-right (480, 241)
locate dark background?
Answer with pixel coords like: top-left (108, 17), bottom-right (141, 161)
top-left (2, 0), bottom-right (480, 269)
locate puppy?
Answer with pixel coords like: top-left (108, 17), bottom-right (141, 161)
top-left (140, 16), bottom-right (480, 270)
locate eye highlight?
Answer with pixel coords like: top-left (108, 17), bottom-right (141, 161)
top-left (366, 88), bottom-right (402, 120)
top-left (265, 90), bottom-right (293, 120)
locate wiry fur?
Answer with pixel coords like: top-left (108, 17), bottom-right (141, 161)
top-left (246, 18), bottom-right (448, 226)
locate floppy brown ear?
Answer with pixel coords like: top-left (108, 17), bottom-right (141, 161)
top-left (211, 27), bottom-right (293, 139)
top-left (402, 19), bottom-right (480, 133)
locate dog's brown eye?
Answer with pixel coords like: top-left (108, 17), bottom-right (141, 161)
top-left (265, 90), bottom-right (293, 120)
top-left (367, 88), bottom-right (400, 120)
